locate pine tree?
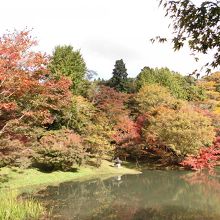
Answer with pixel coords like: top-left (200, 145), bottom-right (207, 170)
top-left (109, 59), bottom-right (128, 92)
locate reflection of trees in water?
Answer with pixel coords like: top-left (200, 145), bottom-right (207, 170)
top-left (90, 171), bottom-right (220, 220)
top-left (182, 171), bottom-right (220, 193)
top-left (131, 206), bottom-right (219, 220)
top-left (35, 170), bottom-right (220, 220)
top-left (36, 178), bottom-right (116, 219)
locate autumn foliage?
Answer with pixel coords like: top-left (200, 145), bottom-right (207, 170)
top-left (144, 106), bottom-right (215, 156)
top-left (32, 129), bottom-right (87, 171)
top-left (0, 30), bottom-right (72, 167)
top-left (91, 85), bottom-right (129, 122)
top-left (181, 137), bottom-right (220, 171)
top-left (0, 30), bottom-right (219, 172)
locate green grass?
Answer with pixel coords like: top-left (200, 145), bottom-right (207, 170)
top-left (0, 190), bottom-right (44, 220)
top-left (0, 160), bottom-right (141, 192)
top-left (0, 160), bottom-right (140, 220)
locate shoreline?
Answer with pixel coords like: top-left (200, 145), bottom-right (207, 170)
top-left (0, 160), bottom-right (141, 193)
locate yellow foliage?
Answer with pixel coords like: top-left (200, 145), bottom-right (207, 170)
top-left (213, 106), bottom-right (220, 115)
top-left (66, 95), bottom-right (95, 133)
top-left (196, 72), bottom-right (220, 115)
top-left (144, 107), bottom-right (215, 156)
top-left (136, 84), bottom-right (178, 112)
top-left (206, 91), bottom-right (220, 100)
top-left (84, 115), bottom-right (114, 160)
top-left (206, 72), bottom-right (220, 83)
top-left (198, 81), bottom-right (216, 91)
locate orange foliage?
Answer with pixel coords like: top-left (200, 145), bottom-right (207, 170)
top-left (113, 116), bottom-right (141, 146)
top-left (0, 30), bottom-right (72, 166)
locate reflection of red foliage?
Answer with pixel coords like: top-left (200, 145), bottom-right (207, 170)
top-left (113, 204), bottom-right (139, 220)
top-left (181, 137), bottom-right (220, 171)
top-left (182, 171), bottom-right (220, 193)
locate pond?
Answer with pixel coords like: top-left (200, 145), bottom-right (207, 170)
top-left (35, 169), bottom-right (220, 220)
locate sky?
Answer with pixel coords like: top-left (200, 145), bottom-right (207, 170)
top-left (0, 0), bottom-right (213, 79)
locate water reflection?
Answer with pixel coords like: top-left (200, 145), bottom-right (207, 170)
top-left (35, 169), bottom-right (220, 220)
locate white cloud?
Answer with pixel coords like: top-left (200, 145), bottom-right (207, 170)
top-left (0, 0), bottom-right (214, 79)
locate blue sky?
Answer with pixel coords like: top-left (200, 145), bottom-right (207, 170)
top-left (0, 0), bottom-right (212, 79)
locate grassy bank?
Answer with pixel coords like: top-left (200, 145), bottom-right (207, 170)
top-left (0, 190), bottom-right (44, 220)
top-left (0, 160), bottom-right (141, 192)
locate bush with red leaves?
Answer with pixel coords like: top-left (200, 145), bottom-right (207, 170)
top-left (181, 137), bottom-right (220, 171)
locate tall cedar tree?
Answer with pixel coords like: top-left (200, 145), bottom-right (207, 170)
top-left (109, 59), bottom-right (128, 92)
top-left (49, 45), bottom-right (87, 94)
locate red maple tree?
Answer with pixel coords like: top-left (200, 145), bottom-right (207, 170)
top-left (0, 30), bottom-right (72, 165)
top-left (181, 137), bottom-right (220, 171)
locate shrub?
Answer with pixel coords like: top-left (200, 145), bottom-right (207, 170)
top-left (32, 129), bottom-right (87, 171)
top-left (144, 106), bottom-right (215, 156)
top-left (181, 137), bottom-right (220, 171)
top-left (0, 127), bottom-right (34, 168)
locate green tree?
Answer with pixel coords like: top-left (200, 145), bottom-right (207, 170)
top-left (108, 59), bottom-right (128, 92)
top-left (136, 67), bottom-right (188, 99)
top-left (136, 66), bottom-right (205, 100)
top-left (158, 0), bottom-right (220, 74)
top-left (124, 77), bottom-right (138, 94)
top-left (49, 45), bottom-right (87, 94)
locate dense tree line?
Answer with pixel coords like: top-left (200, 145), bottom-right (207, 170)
top-left (0, 30), bottom-right (219, 172)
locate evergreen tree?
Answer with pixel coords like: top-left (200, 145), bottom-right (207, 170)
top-left (109, 59), bottom-right (128, 92)
top-left (49, 45), bottom-right (87, 95)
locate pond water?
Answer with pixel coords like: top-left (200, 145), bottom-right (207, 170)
top-left (36, 169), bottom-right (220, 220)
